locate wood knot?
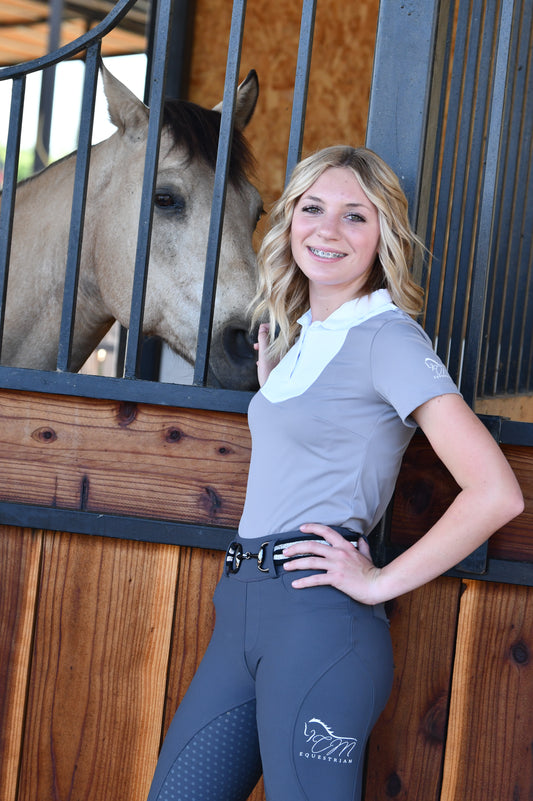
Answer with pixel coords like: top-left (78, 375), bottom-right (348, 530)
top-left (402, 478), bottom-right (434, 515)
top-left (217, 445), bottom-right (234, 455)
top-left (385, 771), bottom-right (403, 797)
top-left (165, 427), bottom-right (183, 443)
top-left (117, 402), bottom-right (137, 427)
top-left (80, 475), bottom-right (90, 510)
top-left (202, 486), bottom-right (222, 517)
top-left (32, 427), bottom-right (57, 443)
top-left (421, 692), bottom-right (448, 742)
top-left (510, 640), bottom-right (529, 665)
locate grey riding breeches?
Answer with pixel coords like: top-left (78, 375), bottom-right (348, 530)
top-left (145, 530), bottom-right (394, 801)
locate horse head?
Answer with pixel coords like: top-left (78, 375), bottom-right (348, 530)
top-left (86, 65), bottom-right (262, 389)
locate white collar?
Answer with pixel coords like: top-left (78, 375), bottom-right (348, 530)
top-left (297, 289), bottom-right (395, 333)
top-left (260, 289), bottom-right (398, 403)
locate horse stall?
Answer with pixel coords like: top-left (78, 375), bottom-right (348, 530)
top-left (0, 0), bottom-right (532, 800)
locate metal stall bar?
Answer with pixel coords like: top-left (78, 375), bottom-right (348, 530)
top-left (0, 76), bottom-right (25, 357)
top-left (163, 0), bottom-right (196, 100)
top-left (124, 0), bottom-right (174, 378)
top-left (425, 0), bottom-right (487, 375)
top-left (480, 3), bottom-right (522, 396)
top-left (418, 0), bottom-right (457, 293)
top-left (483, 0), bottom-right (533, 397)
top-left (56, 43), bottom-right (101, 372)
top-left (460, 0), bottom-right (515, 406)
top-left (366, 0), bottom-right (443, 222)
top-left (193, 0), bottom-right (247, 386)
top-left (284, 0), bottom-right (317, 186)
top-left (517, 141), bottom-right (533, 392)
top-left (447, 7), bottom-right (501, 388)
top-left (33, 0), bottom-right (64, 174)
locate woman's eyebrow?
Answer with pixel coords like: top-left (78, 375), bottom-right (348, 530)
top-left (301, 194), bottom-right (369, 209)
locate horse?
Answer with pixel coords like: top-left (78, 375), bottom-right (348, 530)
top-left (0, 65), bottom-right (263, 389)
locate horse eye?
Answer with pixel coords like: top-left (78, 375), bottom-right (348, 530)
top-left (255, 205), bottom-right (265, 226)
top-left (154, 191), bottom-right (186, 214)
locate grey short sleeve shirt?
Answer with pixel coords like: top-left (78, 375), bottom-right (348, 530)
top-left (238, 290), bottom-right (460, 539)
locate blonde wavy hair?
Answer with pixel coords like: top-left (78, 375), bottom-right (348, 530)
top-left (251, 145), bottom-right (425, 361)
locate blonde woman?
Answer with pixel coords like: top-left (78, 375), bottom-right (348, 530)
top-left (146, 146), bottom-right (523, 801)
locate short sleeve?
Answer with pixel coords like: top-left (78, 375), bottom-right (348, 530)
top-left (371, 315), bottom-right (461, 424)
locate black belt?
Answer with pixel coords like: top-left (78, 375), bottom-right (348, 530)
top-left (225, 533), bottom-right (362, 575)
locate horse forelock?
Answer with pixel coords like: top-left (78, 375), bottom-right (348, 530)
top-left (162, 99), bottom-right (256, 185)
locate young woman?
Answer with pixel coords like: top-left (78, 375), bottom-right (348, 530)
top-left (145, 146), bottom-right (523, 801)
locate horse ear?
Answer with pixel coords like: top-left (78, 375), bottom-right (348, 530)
top-left (212, 70), bottom-right (259, 130)
top-left (100, 63), bottom-right (149, 138)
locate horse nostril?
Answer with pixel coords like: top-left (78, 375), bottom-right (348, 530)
top-left (223, 326), bottom-right (255, 363)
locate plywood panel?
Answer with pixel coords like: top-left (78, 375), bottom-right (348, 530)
top-left (440, 580), bottom-right (533, 800)
top-left (17, 532), bottom-right (180, 801)
top-left (365, 577), bottom-right (462, 800)
top-left (189, 0), bottom-right (380, 209)
top-left (0, 526), bottom-right (42, 801)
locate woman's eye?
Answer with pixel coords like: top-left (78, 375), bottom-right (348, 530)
top-left (301, 205), bottom-right (321, 214)
top-left (346, 213), bottom-right (365, 223)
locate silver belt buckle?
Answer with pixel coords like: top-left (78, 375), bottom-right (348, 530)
top-left (226, 541), bottom-right (270, 573)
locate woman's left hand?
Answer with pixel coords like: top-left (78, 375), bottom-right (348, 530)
top-left (282, 523), bottom-right (383, 605)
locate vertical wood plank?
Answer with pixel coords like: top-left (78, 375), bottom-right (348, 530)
top-left (17, 531), bottom-right (180, 801)
top-left (0, 526), bottom-right (42, 801)
top-left (163, 547), bottom-right (224, 735)
top-left (365, 577), bottom-right (462, 800)
top-left (440, 580), bottom-right (533, 800)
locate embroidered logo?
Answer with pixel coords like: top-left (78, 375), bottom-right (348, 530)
top-left (298, 718), bottom-right (357, 765)
top-left (425, 357), bottom-right (447, 379)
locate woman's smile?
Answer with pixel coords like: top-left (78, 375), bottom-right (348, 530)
top-left (290, 166), bottom-right (381, 317)
top-left (308, 246), bottom-right (347, 259)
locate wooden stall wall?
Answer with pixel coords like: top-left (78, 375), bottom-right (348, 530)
top-left (1, 389), bottom-right (532, 801)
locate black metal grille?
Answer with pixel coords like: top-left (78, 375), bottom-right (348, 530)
top-left (368, 0), bottom-right (532, 408)
top-left (0, 0), bottom-right (319, 414)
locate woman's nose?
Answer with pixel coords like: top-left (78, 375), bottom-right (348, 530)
top-left (317, 214), bottom-right (340, 239)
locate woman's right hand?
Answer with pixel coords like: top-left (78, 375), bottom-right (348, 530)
top-left (254, 323), bottom-right (278, 386)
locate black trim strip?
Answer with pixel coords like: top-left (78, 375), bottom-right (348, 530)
top-left (0, 501), bottom-right (235, 551)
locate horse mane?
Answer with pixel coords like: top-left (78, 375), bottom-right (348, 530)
top-left (163, 99), bottom-right (256, 186)
top-left (308, 718), bottom-right (334, 735)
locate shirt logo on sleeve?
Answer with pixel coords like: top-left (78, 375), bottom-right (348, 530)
top-left (425, 357), bottom-right (447, 379)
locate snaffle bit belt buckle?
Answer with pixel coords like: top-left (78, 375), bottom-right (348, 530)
top-left (226, 541), bottom-right (269, 574)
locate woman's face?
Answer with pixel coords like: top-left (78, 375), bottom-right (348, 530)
top-left (290, 167), bottom-right (381, 313)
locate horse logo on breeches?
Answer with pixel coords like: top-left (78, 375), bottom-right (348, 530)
top-left (303, 718), bottom-right (357, 757)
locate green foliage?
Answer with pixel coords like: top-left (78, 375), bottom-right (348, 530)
top-left (0, 145), bottom-right (36, 186)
